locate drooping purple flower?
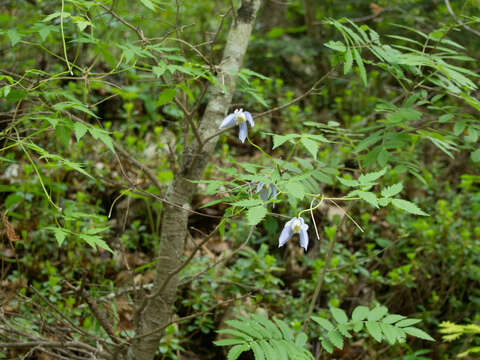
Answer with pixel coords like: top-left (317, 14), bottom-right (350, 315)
top-left (219, 108), bottom-right (254, 143)
top-left (278, 217), bottom-right (309, 251)
top-left (256, 182), bottom-right (277, 202)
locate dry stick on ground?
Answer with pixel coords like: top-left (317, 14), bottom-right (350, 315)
top-left (64, 281), bottom-right (122, 345)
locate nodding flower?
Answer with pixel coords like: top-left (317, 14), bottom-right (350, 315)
top-left (278, 217), bottom-right (309, 251)
top-left (256, 182), bottom-right (277, 202)
top-left (219, 108), bottom-right (254, 143)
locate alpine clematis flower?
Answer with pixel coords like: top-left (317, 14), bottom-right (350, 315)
top-left (256, 182), bottom-right (277, 202)
top-left (219, 109), bottom-right (254, 143)
top-left (279, 217), bottom-right (309, 251)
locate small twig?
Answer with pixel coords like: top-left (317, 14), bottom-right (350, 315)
top-left (99, 4), bottom-right (148, 43)
top-left (179, 226), bottom-right (255, 286)
top-left (445, 0), bottom-right (480, 37)
top-left (254, 69), bottom-right (334, 119)
top-left (65, 282), bottom-right (122, 345)
top-left (302, 204), bottom-right (352, 332)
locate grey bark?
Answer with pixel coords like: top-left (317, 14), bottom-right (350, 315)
top-left (127, 1), bottom-right (262, 359)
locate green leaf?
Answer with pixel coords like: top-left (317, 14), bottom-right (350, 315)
top-left (330, 307), bottom-right (348, 324)
top-left (354, 190), bottom-right (378, 208)
top-left (311, 316), bottom-right (334, 331)
top-left (321, 339), bottom-right (334, 354)
top-left (382, 314), bottom-right (406, 324)
top-left (324, 40), bottom-right (346, 52)
top-left (344, 50), bottom-right (353, 74)
top-left (381, 183), bottom-right (403, 198)
top-left (438, 114), bottom-right (454, 123)
top-left (403, 327), bottom-right (435, 341)
top-left (153, 63), bottom-right (167, 77)
top-left (251, 342), bottom-right (265, 360)
top-left (231, 199), bottom-right (263, 207)
top-left (378, 197), bottom-right (391, 207)
top-left (140, 0), bottom-right (157, 11)
top-left (337, 177), bottom-right (359, 187)
top-left (380, 323), bottom-right (398, 344)
top-left (273, 318), bottom-right (294, 341)
top-left (368, 306), bottom-right (388, 321)
top-left (217, 329), bottom-right (252, 341)
top-left (353, 48), bottom-right (367, 86)
top-left (52, 227), bottom-right (66, 246)
top-left (73, 122), bottom-right (88, 142)
top-left (358, 168), bottom-right (386, 184)
top-left (355, 131), bottom-right (383, 153)
top-left (295, 332), bottom-right (308, 347)
top-left (214, 338), bottom-right (246, 346)
top-left (259, 340), bottom-right (276, 360)
top-left (338, 324), bottom-right (352, 338)
top-left (227, 344), bottom-right (250, 360)
top-left (471, 148), bottom-right (480, 162)
top-left (366, 321), bottom-right (383, 342)
top-left (157, 88), bottom-right (177, 107)
top-left (272, 134), bottom-right (298, 149)
top-left (247, 205), bottom-right (267, 226)
top-left (284, 182), bottom-right (305, 200)
top-left (251, 315), bottom-right (282, 340)
top-left (88, 128), bottom-right (115, 153)
top-left (352, 306), bottom-right (369, 321)
top-left (327, 330), bottom-right (343, 349)
top-left (396, 318), bottom-right (422, 327)
top-left (7, 29), bottom-right (21, 46)
top-left (392, 199), bottom-right (429, 216)
top-left (300, 138), bottom-right (318, 159)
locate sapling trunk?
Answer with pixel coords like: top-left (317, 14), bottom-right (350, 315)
top-left (127, 1), bottom-right (262, 359)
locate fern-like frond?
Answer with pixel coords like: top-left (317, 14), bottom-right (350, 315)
top-left (214, 315), bottom-right (314, 360)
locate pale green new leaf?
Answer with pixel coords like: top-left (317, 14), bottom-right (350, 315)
top-left (247, 205), bottom-right (267, 225)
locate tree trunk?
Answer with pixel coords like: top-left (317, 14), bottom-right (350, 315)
top-left (127, 1), bottom-right (262, 359)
